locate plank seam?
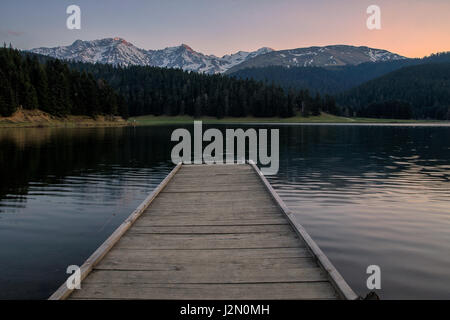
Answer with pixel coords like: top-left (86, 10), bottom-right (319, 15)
top-left (98, 246), bottom-right (303, 251)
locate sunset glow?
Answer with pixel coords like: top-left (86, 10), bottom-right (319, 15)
top-left (0, 0), bottom-right (449, 57)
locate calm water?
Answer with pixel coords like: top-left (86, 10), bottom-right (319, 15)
top-left (0, 124), bottom-right (449, 299)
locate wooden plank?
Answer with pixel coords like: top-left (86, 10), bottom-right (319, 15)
top-left (165, 176), bottom-right (260, 181)
top-left (138, 209), bottom-right (283, 220)
top-left (170, 173), bottom-right (258, 179)
top-left (135, 217), bottom-right (290, 226)
top-left (141, 204), bottom-right (280, 215)
top-left (172, 173), bottom-right (258, 180)
top-left (96, 249), bottom-right (314, 268)
top-left (163, 186), bottom-right (265, 193)
top-left (162, 182), bottom-right (267, 193)
top-left (83, 267), bottom-right (327, 285)
top-left (248, 160), bottom-right (358, 300)
top-left (128, 224), bottom-right (292, 234)
top-left (179, 164), bottom-right (251, 171)
top-left (172, 169), bottom-right (256, 176)
top-left (153, 191), bottom-right (273, 202)
top-left (70, 282), bottom-right (338, 300)
top-left (149, 197), bottom-right (275, 207)
top-left (48, 163), bottom-right (183, 300)
top-left (114, 232), bottom-right (304, 250)
top-left (97, 247), bottom-right (313, 262)
top-left (93, 256), bottom-right (317, 272)
top-left (173, 172), bottom-right (257, 179)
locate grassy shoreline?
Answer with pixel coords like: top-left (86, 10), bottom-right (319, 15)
top-left (129, 113), bottom-right (447, 126)
top-left (1, 111), bottom-right (447, 128)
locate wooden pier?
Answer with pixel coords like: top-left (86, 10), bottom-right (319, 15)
top-left (50, 162), bottom-right (357, 300)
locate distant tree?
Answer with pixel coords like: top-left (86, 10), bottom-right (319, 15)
top-left (22, 82), bottom-right (39, 110)
top-left (357, 100), bottom-right (412, 119)
top-left (311, 93), bottom-right (321, 116)
top-left (194, 95), bottom-right (202, 118)
top-left (0, 71), bottom-right (16, 116)
top-left (323, 94), bottom-right (338, 115)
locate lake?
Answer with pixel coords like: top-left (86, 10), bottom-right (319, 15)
top-left (0, 124), bottom-right (449, 299)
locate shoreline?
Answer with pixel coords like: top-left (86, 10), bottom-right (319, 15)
top-left (0, 109), bottom-right (129, 129)
top-left (0, 120), bottom-right (130, 129)
top-left (1, 113), bottom-right (448, 129)
top-left (129, 114), bottom-right (449, 126)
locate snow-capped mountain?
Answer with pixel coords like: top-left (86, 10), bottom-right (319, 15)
top-left (30, 39), bottom-right (406, 75)
top-left (29, 38), bottom-right (274, 74)
top-left (30, 38), bottom-right (152, 66)
top-left (221, 47), bottom-right (274, 67)
top-left (145, 44), bottom-right (272, 74)
top-left (225, 45), bottom-right (406, 73)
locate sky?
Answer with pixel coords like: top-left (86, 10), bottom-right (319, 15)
top-left (0, 0), bottom-right (449, 58)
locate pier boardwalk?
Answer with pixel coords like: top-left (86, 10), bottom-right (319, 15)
top-left (50, 162), bottom-right (357, 300)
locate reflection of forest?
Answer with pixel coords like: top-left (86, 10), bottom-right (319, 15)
top-left (0, 127), bottom-right (174, 202)
top-left (1, 124), bottom-right (449, 206)
top-left (0, 128), bottom-right (55, 148)
top-left (272, 125), bottom-right (450, 192)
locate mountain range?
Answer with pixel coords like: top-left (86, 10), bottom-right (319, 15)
top-left (5, 40), bottom-right (450, 120)
top-left (225, 45), bottom-right (406, 73)
top-left (30, 38), bottom-right (273, 74)
top-left (29, 38), bottom-right (405, 74)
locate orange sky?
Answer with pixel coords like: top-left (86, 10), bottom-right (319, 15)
top-left (1, 0), bottom-right (449, 58)
top-left (216, 0), bottom-right (450, 58)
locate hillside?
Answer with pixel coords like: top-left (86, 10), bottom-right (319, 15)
top-left (229, 60), bottom-right (412, 93)
top-left (337, 63), bottom-right (450, 119)
top-left (229, 52), bottom-right (450, 94)
top-left (225, 45), bottom-right (405, 73)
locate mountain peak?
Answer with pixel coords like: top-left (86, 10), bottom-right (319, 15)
top-left (113, 37), bottom-right (130, 45)
top-left (180, 43), bottom-right (194, 52)
top-left (256, 47), bottom-right (274, 53)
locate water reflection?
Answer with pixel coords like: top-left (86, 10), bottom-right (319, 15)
top-left (0, 127), bottom-right (174, 299)
top-left (267, 125), bottom-right (450, 299)
top-left (0, 124), bottom-right (449, 299)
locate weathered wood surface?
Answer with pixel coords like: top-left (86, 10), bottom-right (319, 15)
top-left (55, 164), bottom-right (354, 300)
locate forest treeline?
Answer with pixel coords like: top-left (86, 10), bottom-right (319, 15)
top-left (0, 47), bottom-right (337, 119)
top-left (230, 52), bottom-right (450, 120)
top-left (2, 46), bottom-right (449, 120)
top-left (0, 47), bottom-right (124, 117)
top-left (355, 100), bottom-right (413, 119)
top-left (229, 52), bottom-right (450, 94)
top-left (229, 62), bottom-right (411, 94)
top-left (69, 60), bottom-right (339, 118)
top-left (338, 62), bottom-right (450, 120)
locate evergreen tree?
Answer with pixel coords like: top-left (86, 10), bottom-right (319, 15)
top-left (31, 60), bottom-right (49, 110)
top-left (311, 93), bottom-right (321, 116)
top-left (0, 47), bottom-right (125, 118)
